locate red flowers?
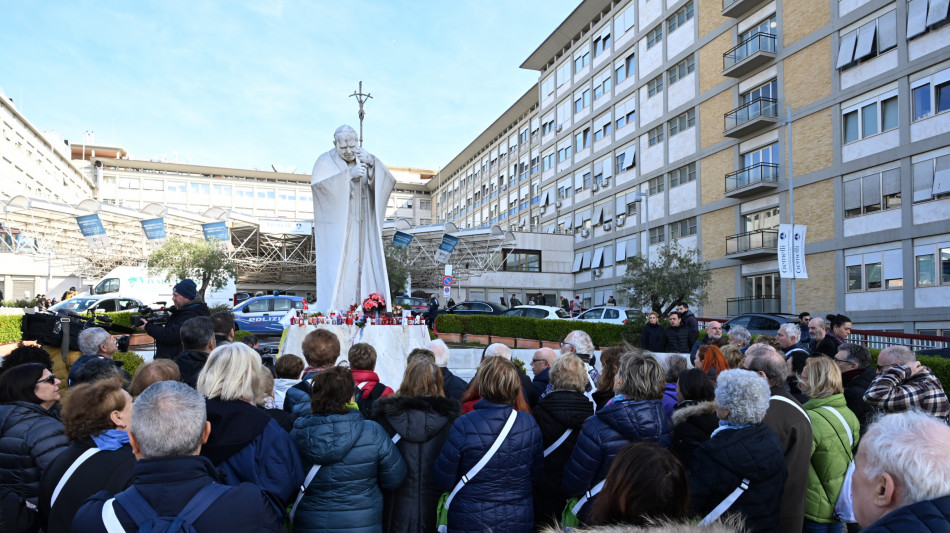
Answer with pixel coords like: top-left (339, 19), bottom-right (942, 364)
top-left (361, 292), bottom-right (386, 312)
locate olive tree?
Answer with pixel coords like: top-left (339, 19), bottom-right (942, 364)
top-left (147, 237), bottom-right (236, 299)
top-left (617, 240), bottom-right (711, 315)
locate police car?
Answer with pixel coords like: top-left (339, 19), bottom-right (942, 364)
top-left (233, 295), bottom-right (307, 335)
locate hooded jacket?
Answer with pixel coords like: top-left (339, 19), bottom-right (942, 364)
top-left (532, 390), bottom-right (594, 527)
top-left (803, 394), bottom-right (860, 523)
top-left (669, 400), bottom-right (718, 466)
top-left (0, 401), bottom-right (68, 502)
top-left (144, 300), bottom-right (210, 360)
top-left (433, 400), bottom-right (544, 533)
top-left (201, 398), bottom-right (304, 507)
top-left (291, 409), bottom-right (407, 533)
top-left (688, 423), bottom-right (788, 533)
top-left (371, 395), bottom-right (460, 533)
top-left (561, 398), bottom-right (671, 517)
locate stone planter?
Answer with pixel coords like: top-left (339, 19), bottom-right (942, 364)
top-left (466, 334), bottom-right (490, 346)
top-left (127, 333), bottom-right (154, 347)
top-left (540, 340), bottom-right (561, 350)
top-left (515, 338), bottom-right (541, 349)
top-left (437, 332), bottom-right (463, 343)
top-left (491, 336), bottom-right (516, 348)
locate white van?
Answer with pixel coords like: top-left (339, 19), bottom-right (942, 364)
top-left (85, 266), bottom-right (236, 309)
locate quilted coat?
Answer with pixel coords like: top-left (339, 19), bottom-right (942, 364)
top-left (433, 400), bottom-right (544, 533)
top-left (669, 400), bottom-right (718, 466)
top-left (802, 394), bottom-right (860, 523)
top-left (371, 395), bottom-right (461, 533)
top-left (0, 401), bottom-right (68, 501)
top-left (688, 424), bottom-right (787, 533)
top-left (561, 398), bottom-right (671, 518)
top-left (532, 390), bottom-right (595, 527)
top-left (292, 408), bottom-right (407, 533)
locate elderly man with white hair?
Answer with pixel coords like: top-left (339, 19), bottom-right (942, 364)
top-left (426, 339), bottom-right (468, 401)
top-left (558, 330), bottom-right (599, 392)
top-left (69, 327), bottom-right (128, 386)
top-left (853, 410), bottom-right (950, 530)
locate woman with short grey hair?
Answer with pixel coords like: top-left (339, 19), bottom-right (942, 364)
top-left (728, 325), bottom-right (751, 349)
top-left (687, 369), bottom-right (787, 532)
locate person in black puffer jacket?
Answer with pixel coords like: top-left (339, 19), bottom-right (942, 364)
top-left (137, 279), bottom-right (211, 360)
top-left (640, 313), bottom-right (666, 353)
top-left (0, 364), bottom-right (68, 503)
top-left (562, 353), bottom-right (671, 522)
top-left (371, 360), bottom-right (461, 533)
top-left (664, 312), bottom-right (694, 354)
top-left (669, 369), bottom-right (718, 467)
top-left (532, 354), bottom-right (595, 529)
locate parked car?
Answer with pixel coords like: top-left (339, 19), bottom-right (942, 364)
top-left (233, 292), bottom-right (253, 306)
top-left (573, 306), bottom-right (641, 325)
top-left (722, 313), bottom-right (800, 336)
top-left (500, 305), bottom-right (570, 319)
top-left (392, 296), bottom-right (428, 316)
top-left (49, 295), bottom-right (143, 314)
top-left (232, 295), bottom-right (307, 335)
top-left (442, 301), bottom-right (507, 315)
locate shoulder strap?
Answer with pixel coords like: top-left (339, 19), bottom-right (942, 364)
top-left (113, 486), bottom-right (159, 530)
top-left (821, 405), bottom-right (854, 448)
top-left (445, 409), bottom-right (518, 509)
top-left (543, 429), bottom-right (573, 457)
top-left (368, 382), bottom-right (386, 401)
top-left (51, 447), bottom-right (101, 508)
top-left (101, 498), bottom-right (126, 533)
top-left (170, 483), bottom-right (233, 530)
top-left (699, 478), bottom-right (750, 525)
top-left (571, 479), bottom-right (606, 515)
top-left (391, 432), bottom-right (401, 444)
top-left (770, 394), bottom-right (809, 421)
top-left (357, 381), bottom-right (369, 390)
top-left (290, 464), bottom-right (322, 520)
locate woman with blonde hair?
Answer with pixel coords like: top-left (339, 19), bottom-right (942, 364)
top-left (196, 342), bottom-right (303, 509)
top-left (434, 356), bottom-right (543, 533)
top-left (372, 360), bottom-right (461, 532)
top-left (720, 344), bottom-right (744, 369)
top-left (799, 356), bottom-right (859, 532)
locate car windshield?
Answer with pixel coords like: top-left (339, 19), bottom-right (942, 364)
top-left (50, 298), bottom-right (98, 312)
top-left (555, 309), bottom-right (571, 318)
top-left (624, 310), bottom-right (640, 319)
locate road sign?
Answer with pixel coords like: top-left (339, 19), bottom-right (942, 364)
top-left (442, 276), bottom-right (453, 286)
top-left (443, 287), bottom-right (451, 297)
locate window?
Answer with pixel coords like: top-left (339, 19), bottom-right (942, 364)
top-left (650, 226), bottom-right (666, 244)
top-left (911, 71), bottom-right (950, 121)
top-left (671, 217), bottom-right (697, 238)
top-left (520, 127), bottom-right (529, 144)
top-left (543, 151), bottom-right (555, 171)
top-left (190, 183), bottom-right (210, 196)
top-left (743, 207), bottom-right (779, 231)
top-left (615, 96), bottom-right (636, 130)
top-left (743, 143), bottom-right (780, 168)
top-left (667, 56), bottom-right (695, 85)
top-left (593, 27), bottom-right (612, 57)
top-left (594, 113), bottom-right (613, 142)
top-left (668, 109), bottom-right (696, 137)
top-left (615, 145), bottom-right (636, 173)
top-left (739, 15), bottom-right (777, 43)
top-left (531, 150), bottom-right (540, 174)
top-left (118, 178), bottom-right (139, 189)
top-left (648, 175), bottom-right (665, 195)
top-left (842, 92), bottom-right (898, 143)
top-left (908, 0), bottom-right (950, 39)
top-left (557, 99), bottom-right (572, 130)
top-left (670, 163), bottom-right (696, 187)
top-left (912, 154), bottom-right (950, 203)
top-left (530, 117), bottom-right (540, 136)
top-left (542, 113), bottom-right (555, 135)
top-left (843, 168), bottom-right (901, 217)
top-left (498, 249), bottom-right (542, 272)
top-left (556, 62), bottom-right (571, 88)
top-left (616, 4), bottom-right (635, 35)
top-left (647, 75), bottom-right (664, 97)
top-left (541, 75), bottom-right (555, 99)
top-left (557, 178), bottom-right (572, 199)
top-left (616, 52), bottom-right (635, 84)
top-left (574, 47), bottom-right (591, 72)
top-left (557, 143), bottom-right (573, 163)
top-left (667, 2), bottom-right (694, 33)
top-left (743, 79), bottom-right (777, 105)
top-left (647, 25), bottom-right (663, 48)
top-left (847, 250), bottom-right (903, 291)
top-left (647, 125), bottom-right (664, 146)
top-left (836, 11), bottom-right (898, 69)
top-left (574, 87), bottom-right (591, 112)
top-left (915, 246), bottom-right (950, 286)
top-left (593, 69), bottom-right (612, 100)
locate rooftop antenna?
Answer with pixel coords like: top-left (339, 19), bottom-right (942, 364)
top-left (349, 81), bottom-right (372, 147)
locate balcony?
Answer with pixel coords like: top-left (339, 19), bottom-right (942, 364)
top-left (724, 97), bottom-right (778, 138)
top-left (723, 33), bottom-right (777, 77)
top-left (722, 0), bottom-right (766, 18)
top-left (726, 296), bottom-right (781, 315)
top-left (725, 228), bottom-right (778, 258)
top-left (724, 163), bottom-right (780, 198)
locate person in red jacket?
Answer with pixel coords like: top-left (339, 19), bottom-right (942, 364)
top-left (348, 343), bottom-right (394, 403)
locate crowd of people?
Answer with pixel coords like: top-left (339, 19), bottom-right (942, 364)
top-left (1, 292), bottom-right (949, 532)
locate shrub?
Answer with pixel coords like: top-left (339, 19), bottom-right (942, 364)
top-left (0, 315), bottom-right (23, 343)
top-left (467, 315), bottom-right (495, 336)
top-left (209, 303), bottom-right (233, 314)
top-left (113, 351), bottom-right (145, 377)
top-left (920, 355), bottom-right (950, 391)
top-left (98, 312), bottom-right (144, 332)
top-left (234, 330), bottom-right (254, 343)
top-left (434, 314), bottom-right (466, 334)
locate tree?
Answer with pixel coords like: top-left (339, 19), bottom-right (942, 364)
top-left (617, 240), bottom-right (712, 315)
top-left (147, 237), bottom-right (236, 299)
top-left (384, 240), bottom-right (411, 297)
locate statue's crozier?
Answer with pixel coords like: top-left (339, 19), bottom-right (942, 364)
top-left (311, 125), bottom-right (394, 312)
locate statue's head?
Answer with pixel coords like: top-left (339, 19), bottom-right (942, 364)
top-left (333, 125), bottom-right (359, 163)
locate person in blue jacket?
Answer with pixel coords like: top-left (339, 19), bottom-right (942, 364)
top-left (434, 356), bottom-right (544, 533)
top-left (196, 343), bottom-right (304, 509)
top-left (562, 352), bottom-right (672, 521)
top-left (291, 365), bottom-right (406, 533)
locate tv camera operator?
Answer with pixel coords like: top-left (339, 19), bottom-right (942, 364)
top-left (135, 279), bottom-right (210, 360)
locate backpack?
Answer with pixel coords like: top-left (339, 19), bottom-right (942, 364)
top-left (101, 483), bottom-right (232, 532)
top-left (355, 382), bottom-right (386, 417)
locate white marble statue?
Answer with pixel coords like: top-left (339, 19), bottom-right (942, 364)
top-left (311, 125), bottom-right (395, 312)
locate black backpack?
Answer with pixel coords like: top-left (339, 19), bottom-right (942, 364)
top-left (355, 382), bottom-right (386, 418)
top-left (103, 483), bottom-right (232, 532)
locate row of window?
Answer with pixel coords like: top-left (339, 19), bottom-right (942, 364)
top-left (846, 244), bottom-right (950, 292)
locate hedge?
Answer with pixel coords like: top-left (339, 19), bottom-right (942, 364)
top-left (0, 315), bottom-right (23, 343)
top-left (234, 330), bottom-right (254, 343)
top-left (434, 314), bottom-right (623, 348)
top-left (113, 351), bottom-right (145, 377)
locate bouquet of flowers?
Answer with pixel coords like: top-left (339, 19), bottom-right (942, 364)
top-left (362, 293), bottom-right (386, 313)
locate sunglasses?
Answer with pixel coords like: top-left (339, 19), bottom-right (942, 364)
top-left (36, 374), bottom-right (57, 386)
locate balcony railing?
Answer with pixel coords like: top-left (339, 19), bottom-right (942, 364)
top-left (724, 97), bottom-right (778, 137)
top-left (726, 228), bottom-right (778, 255)
top-left (725, 162), bottom-right (780, 194)
top-left (726, 296), bottom-right (782, 315)
top-left (723, 33), bottom-right (777, 76)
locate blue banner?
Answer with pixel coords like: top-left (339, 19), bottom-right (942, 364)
top-left (140, 218), bottom-right (167, 241)
top-left (392, 231), bottom-right (413, 248)
top-left (434, 234), bottom-right (459, 263)
top-left (76, 214), bottom-right (109, 249)
top-left (202, 221), bottom-right (230, 243)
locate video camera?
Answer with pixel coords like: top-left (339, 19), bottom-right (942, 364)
top-left (21, 309), bottom-right (135, 352)
top-left (131, 302), bottom-right (170, 326)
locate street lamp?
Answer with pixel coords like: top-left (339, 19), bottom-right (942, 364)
top-left (632, 190), bottom-right (649, 258)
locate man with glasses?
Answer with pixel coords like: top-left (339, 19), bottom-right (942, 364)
top-left (529, 348), bottom-right (557, 399)
top-left (834, 343), bottom-right (876, 432)
top-left (864, 345), bottom-right (949, 421)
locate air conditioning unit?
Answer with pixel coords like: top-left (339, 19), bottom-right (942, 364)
top-left (556, 201), bottom-right (563, 208)
top-left (604, 222), bottom-right (612, 231)
top-left (592, 268), bottom-right (603, 277)
top-left (591, 183), bottom-right (599, 192)
top-left (556, 126), bottom-right (563, 133)
top-left (581, 228), bottom-right (591, 238)
top-left (603, 178), bottom-right (610, 187)
top-left (616, 215), bottom-right (625, 227)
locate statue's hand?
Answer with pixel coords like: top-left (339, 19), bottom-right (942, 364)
top-left (355, 148), bottom-right (375, 165)
top-left (349, 162), bottom-right (367, 180)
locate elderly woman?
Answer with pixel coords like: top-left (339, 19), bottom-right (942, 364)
top-left (799, 356), bottom-right (860, 532)
top-left (434, 356), bottom-right (544, 533)
top-left (0, 363), bottom-right (68, 504)
top-left (728, 325), bottom-right (751, 351)
top-left (372, 360), bottom-right (461, 533)
top-left (38, 378), bottom-right (135, 532)
top-left (688, 369), bottom-right (787, 532)
top-left (292, 366), bottom-right (407, 533)
top-left (532, 354), bottom-right (595, 527)
top-left (197, 343), bottom-right (304, 508)
top-left (562, 353), bottom-right (671, 520)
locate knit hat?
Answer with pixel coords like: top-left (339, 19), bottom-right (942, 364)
top-left (173, 279), bottom-right (198, 300)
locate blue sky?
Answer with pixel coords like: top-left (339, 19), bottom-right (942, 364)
top-left (1, 1), bottom-right (579, 174)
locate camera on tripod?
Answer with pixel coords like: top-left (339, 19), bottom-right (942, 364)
top-left (131, 302), bottom-right (170, 326)
top-left (22, 309), bottom-right (135, 352)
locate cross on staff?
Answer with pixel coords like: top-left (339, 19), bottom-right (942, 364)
top-left (349, 81), bottom-right (372, 147)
